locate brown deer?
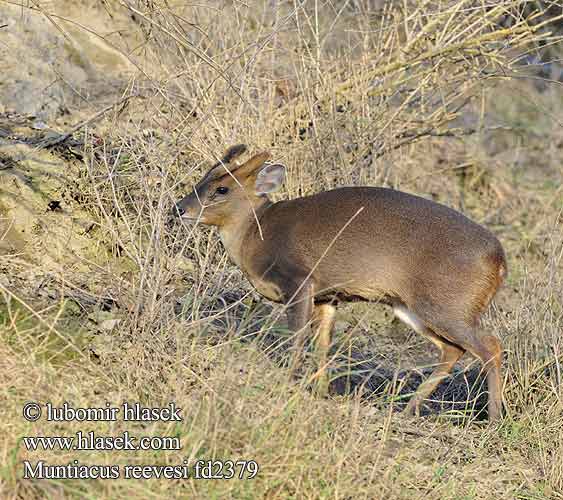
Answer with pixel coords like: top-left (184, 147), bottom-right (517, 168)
top-left (173, 145), bottom-right (507, 420)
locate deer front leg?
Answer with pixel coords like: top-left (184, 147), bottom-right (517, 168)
top-left (285, 278), bottom-right (314, 376)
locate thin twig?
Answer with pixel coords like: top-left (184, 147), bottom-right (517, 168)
top-left (33, 94), bottom-right (140, 149)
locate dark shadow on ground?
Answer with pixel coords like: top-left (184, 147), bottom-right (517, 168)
top-left (183, 293), bottom-right (490, 420)
top-left (327, 350), bottom-right (489, 420)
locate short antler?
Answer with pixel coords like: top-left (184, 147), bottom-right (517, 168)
top-left (221, 144), bottom-right (247, 164)
top-left (202, 144), bottom-right (248, 182)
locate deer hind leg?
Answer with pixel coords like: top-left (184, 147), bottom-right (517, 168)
top-left (392, 301), bottom-right (465, 416)
top-left (418, 315), bottom-right (504, 421)
top-left (311, 303), bottom-right (336, 397)
top-left (461, 332), bottom-right (503, 421)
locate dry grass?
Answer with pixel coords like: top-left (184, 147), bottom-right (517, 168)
top-left (1, 0), bottom-right (562, 498)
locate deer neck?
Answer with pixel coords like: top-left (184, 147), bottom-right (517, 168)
top-left (218, 199), bottom-right (271, 268)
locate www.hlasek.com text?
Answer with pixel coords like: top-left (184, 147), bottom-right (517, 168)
top-left (23, 430), bottom-right (181, 452)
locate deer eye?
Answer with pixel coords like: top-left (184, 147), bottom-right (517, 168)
top-left (216, 186), bottom-right (229, 195)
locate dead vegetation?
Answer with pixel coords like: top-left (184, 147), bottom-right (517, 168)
top-left (1, 0), bottom-right (562, 498)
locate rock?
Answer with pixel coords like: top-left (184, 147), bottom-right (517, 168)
top-left (0, 2), bottom-right (134, 120)
top-left (98, 318), bottom-right (122, 331)
top-left (88, 311), bottom-right (121, 331)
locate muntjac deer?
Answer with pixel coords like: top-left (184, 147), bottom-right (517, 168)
top-left (174, 145), bottom-right (507, 420)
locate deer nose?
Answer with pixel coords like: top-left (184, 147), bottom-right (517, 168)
top-left (174, 204), bottom-right (185, 217)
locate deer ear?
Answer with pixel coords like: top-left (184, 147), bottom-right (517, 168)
top-left (255, 163), bottom-right (285, 194)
